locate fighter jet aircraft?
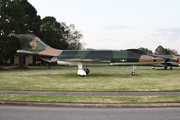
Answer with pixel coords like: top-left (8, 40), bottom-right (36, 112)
top-left (10, 33), bottom-right (171, 76)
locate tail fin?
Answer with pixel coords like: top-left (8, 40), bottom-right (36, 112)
top-left (10, 33), bottom-right (62, 57)
top-left (10, 34), bottom-right (47, 51)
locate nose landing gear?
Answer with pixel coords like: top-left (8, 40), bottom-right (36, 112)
top-left (131, 65), bottom-right (136, 76)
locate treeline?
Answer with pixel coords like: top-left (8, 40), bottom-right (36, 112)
top-left (0, 0), bottom-right (84, 62)
top-left (139, 45), bottom-right (178, 55)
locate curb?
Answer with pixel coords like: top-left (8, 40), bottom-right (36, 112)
top-left (1, 101), bottom-right (180, 108)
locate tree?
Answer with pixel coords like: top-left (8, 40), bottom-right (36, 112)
top-left (0, 0), bottom-right (41, 63)
top-left (166, 48), bottom-right (178, 55)
top-left (0, 0), bottom-right (21, 62)
top-left (0, 0), bottom-right (84, 65)
top-left (154, 45), bottom-right (178, 55)
top-left (154, 45), bottom-right (165, 55)
top-left (40, 16), bottom-right (68, 49)
top-left (62, 23), bottom-right (84, 50)
top-left (40, 17), bottom-right (84, 50)
top-left (138, 47), bottom-right (153, 54)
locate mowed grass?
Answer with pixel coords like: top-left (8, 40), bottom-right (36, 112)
top-left (0, 66), bottom-right (180, 92)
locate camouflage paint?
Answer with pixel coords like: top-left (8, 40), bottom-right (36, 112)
top-left (39, 46), bottom-right (62, 56)
top-left (113, 50), bottom-right (127, 63)
top-left (75, 51), bottom-right (90, 59)
top-left (12, 34), bottom-right (178, 67)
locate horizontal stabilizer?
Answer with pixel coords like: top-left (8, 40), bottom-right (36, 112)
top-left (10, 33), bottom-right (36, 39)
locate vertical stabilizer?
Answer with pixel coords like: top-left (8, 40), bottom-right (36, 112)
top-left (11, 33), bottom-right (62, 56)
top-left (10, 34), bottom-right (47, 52)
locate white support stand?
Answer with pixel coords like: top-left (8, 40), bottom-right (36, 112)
top-left (77, 62), bottom-right (86, 76)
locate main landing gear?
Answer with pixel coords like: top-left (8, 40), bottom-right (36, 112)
top-left (131, 65), bottom-right (136, 76)
top-left (77, 62), bottom-right (90, 77)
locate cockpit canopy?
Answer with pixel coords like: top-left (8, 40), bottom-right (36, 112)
top-left (127, 49), bottom-right (147, 55)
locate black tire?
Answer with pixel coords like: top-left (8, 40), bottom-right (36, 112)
top-left (79, 75), bottom-right (85, 77)
top-left (84, 69), bottom-right (90, 75)
top-left (131, 72), bottom-right (135, 76)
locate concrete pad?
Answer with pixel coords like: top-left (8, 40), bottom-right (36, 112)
top-left (15, 91), bottom-right (34, 95)
top-left (38, 91), bottom-right (66, 95)
top-left (65, 92), bottom-right (93, 96)
top-left (0, 90), bottom-right (16, 94)
top-left (120, 92), bottom-right (180, 96)
top-left (28, 91), bottom-right (42, 95)
top-left (120, 92), bottom-right (147, 96)
top-left (94, 92), bottom-right (121, 96)
top-left (152, 92), bottom-right (180, 96)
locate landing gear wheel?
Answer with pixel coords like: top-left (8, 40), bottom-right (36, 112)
top-left (131, 65), bottom-right (136, 76)
top-left (131, 72), bottom-right (135, 76)
top-left (79, 75), bottom-right (85, 77)
top-left (84, 68), bottom-right (90, 75)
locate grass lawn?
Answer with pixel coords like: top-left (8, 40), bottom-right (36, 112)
top-left (0, 66), bottom-right (180, 92)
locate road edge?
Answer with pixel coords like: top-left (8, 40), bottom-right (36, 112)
top-left (1, 101), bottom-right (180, 108)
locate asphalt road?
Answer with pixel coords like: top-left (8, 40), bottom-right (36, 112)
top-left (0, 106), bottom-right (180, 120)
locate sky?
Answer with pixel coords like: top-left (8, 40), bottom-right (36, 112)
top-left (28, 0), bottom-right (180, 53)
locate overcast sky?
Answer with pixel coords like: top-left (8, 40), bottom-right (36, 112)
top-left (28, 0), bottom-right (180, 53)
